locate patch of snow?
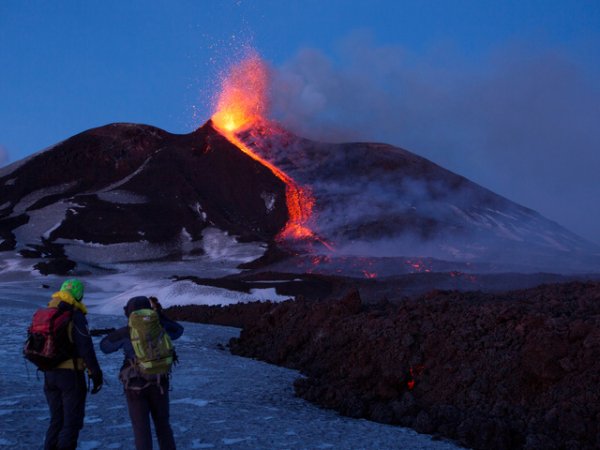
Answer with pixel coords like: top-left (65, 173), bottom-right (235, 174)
top-left (222, 437), bottom-right (251, 445)
top-left (192, 202), bottom-right (208, 221)
top-left (179, 228), bottom-right (203, 256)
top-left (96, 190), bottom-right (148, 204)
top-left (92, 279), bottom-right (290, 315)
top-left (260, 192), bottom-right (276, 213)
top-left (487, 209), bottom-right (518, 221)
top-left (449, 205), bottom-right (478, 226)
top-left (181, 228), bottom-right (192, 242)
top-left (0, 257), bottom-right (45, 283)
top-left (202, 227), bottom-right (266, 263)
top-left (191, 439), bottom-right (215, 448)
top-left (98, 156), bottom-right (153, 192)
top-left (59, 239), bottom-right (171, 264)
top-left (542, 235), bottom-right (570, 252)
top-left (249, 288), bottom-right (290, 301)
top-left (42, 221), bottom-right (63, 240)
top-left (11, 182), bottom-right (77, 216)
top-left (78, 441), bottom-right (102, 450)
top-left (171, 398), bottom-right (210, 407)
top-left (0, 201), bottom-right (10, 210)
top-left (13, 200), bottom-right (74, 248)
top-left (488, 219), bottom-right (523, 242)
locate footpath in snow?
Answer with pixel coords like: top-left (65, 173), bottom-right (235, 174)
top-left (0, 289), bottom-right (462, 449)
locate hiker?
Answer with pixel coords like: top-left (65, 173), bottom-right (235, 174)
top-left (100, 295), bottom-right (184, 450)
top-left (39, 279), bottom-right (103, 450)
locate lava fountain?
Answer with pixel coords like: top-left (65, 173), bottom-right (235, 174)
top-left (211, 52), bottom-right (316, 240)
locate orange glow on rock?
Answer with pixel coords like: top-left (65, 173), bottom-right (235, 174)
top-left (211, 52), bottom-right (316, 241)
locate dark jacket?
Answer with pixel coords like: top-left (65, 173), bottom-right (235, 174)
top-left (99, 296), bottom-right (183, 387)
top-left (50, 295), bottom-right (101, 376)
top-left (69, 306), bottom-right (102, 375)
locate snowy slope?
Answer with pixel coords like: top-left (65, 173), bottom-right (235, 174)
top-left (240, 123), bottom-right (600, 272)
top-left (0, 290), bottom-right (462, 449)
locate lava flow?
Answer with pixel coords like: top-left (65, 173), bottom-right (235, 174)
top-left (211, 53), bottom-right (315, 240)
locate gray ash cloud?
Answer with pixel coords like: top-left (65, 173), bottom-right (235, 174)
top-left (267, 35), bottom-right (600, 245)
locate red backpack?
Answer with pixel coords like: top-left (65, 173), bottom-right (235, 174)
top-left (23, 307), bottom-right (74, 371)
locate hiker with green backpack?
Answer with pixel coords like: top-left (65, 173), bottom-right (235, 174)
top-left (100, 295), bottom-right (184, 450)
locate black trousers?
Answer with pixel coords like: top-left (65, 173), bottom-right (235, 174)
top-left (125, 381), bottom-right (176, 450)
top-left (44, 369), bottom-right (87, 450)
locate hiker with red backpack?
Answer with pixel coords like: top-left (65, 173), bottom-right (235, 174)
top-left (100, 295), bottom-right (184, 450)
top-left (24, 278), bottom-right (103, 450)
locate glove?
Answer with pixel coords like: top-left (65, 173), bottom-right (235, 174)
top-left (90, 371), bottom-right (103, 394)
top-left (149, 296), bottom-right (162, 312)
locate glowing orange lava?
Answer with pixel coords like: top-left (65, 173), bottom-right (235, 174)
top-left (211, 52), bottom-right (315, 240)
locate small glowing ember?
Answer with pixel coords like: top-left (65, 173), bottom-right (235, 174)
top-left (211, 52), bottom-right (316, 241)
top-left (405, 259), bottom-right (432, 273)
top-left (407, 364), bottom-right (425, 390)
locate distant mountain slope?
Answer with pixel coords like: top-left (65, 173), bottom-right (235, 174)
top-left (241, 123), bottom-right (600, 271)
top-left (0, 121), bottom-right (598, 273)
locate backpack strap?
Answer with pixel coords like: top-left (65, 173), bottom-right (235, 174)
top-left (119, 359), bottom-right (159, 391)
top-left (57, 311), bottom-right (82, 371)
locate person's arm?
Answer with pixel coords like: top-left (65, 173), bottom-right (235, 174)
top-left (160, 315), bottom-right (183, 340)
top-left (149, 296), bottom-right (184, 340)
top-left (160, 312), bottom-right (184, 340)
top-left (72, 311), bottom-right (102, 375)
top-left (72, 311), bottom-right (103, 393)
top-left (99, 326), bottom-right (129, 354)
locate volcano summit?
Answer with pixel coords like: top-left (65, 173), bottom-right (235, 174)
top-left (0, 120), bottom-right (598, 276)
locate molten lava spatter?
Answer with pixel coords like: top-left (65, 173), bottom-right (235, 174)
top-left (211, 52), bottom-right (316, 240)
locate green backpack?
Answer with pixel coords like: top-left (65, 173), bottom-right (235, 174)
top-left (128, 309), bottom-right (174, 375)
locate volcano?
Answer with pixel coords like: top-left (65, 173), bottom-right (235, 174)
top-left (0, 120), bottom-right (598, 276)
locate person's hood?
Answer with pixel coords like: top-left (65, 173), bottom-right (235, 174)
top-left (48, 291), bottom-right (88, 314)
top-left (124, 296), bottom-right (152, 317)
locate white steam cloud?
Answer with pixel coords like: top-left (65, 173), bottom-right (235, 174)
top-left (268, 35), bottom-right (600, 245)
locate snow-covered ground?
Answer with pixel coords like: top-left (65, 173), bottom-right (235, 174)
top-left (0, 244), bottom-right (292, 314)
top-left (0, 275), bottom-right (464, 449)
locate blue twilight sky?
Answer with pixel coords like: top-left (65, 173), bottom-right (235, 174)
top-left (1, 1), bottom-right (599, 244)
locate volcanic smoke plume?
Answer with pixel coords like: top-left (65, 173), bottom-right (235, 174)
top-left (265, 37), bottom-right (600, 246)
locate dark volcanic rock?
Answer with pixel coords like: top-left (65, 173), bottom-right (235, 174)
top-left (229, 282), bottom-right (600, 450)
top-left (0, 121), bottom-right (288, 267)
top-left (166, 300), bottom-right (289, 330)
